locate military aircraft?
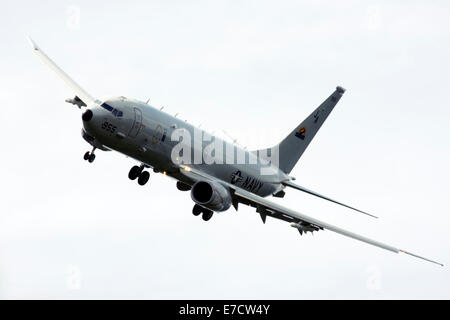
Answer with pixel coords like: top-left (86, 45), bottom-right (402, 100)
top-left (29, 38), bottom-right (443, 266)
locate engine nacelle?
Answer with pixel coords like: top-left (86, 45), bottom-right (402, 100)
top-left (190, 180), bottom-right (232, 212)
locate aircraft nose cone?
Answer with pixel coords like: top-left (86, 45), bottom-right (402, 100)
top-left (82, 109), bottom-right (93, 122)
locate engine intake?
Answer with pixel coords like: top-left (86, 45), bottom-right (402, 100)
top-left (191, 181), bottom-right (232, 212)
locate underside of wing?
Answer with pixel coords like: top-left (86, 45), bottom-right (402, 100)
top-left (234, 188), bottom-right (443, 266)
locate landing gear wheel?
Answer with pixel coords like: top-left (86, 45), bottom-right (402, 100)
top-left (202, 210), bottom-right (214, 221)
top-left (192, 205), bottom-right (202, 216)
top-left (84, 147), bottom-right (96, 162)
top-left (137, 171), bottom-right (150, 186)
top-left (128, 166), bottom-right (142, 180)
top-left (88, 153), bottom-right (96, 163)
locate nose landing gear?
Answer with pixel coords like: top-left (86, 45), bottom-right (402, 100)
top-left (83, 147), bottom-right (96, 163)
top-left (192, 204), bottom-right (214, 221)
top-left (128, 164), bottom-right (150, 186)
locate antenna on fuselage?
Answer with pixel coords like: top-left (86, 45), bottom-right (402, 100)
top-left (223, 130), bottom-right (247, 150)
top-left (146, 98), bottom-right (150, 104)
top-left (160, 106), bottom-right (164, 111)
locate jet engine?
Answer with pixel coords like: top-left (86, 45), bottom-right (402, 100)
top-left (190, 180), bottom-right (232, 212)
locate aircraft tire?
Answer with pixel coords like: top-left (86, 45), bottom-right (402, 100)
top-left (192, 204), bottom-right (202, 216)
top-left (138, 171), bottom-right (150, 185)
top-left (88, 153), bottom-right (96, 163)
top-left (202, 210), bottom-right (213, 221)
top-left (129, 166), bottom-right (141, 180)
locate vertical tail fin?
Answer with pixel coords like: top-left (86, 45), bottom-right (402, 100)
top-left (259, 86), bottom-right (346, 174)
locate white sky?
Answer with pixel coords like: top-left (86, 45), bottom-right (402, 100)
top-left (1, 0), bottom-right (449, 299)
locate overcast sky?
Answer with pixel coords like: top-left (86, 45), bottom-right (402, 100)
top-left (1, 0), bottom-right (449, 299)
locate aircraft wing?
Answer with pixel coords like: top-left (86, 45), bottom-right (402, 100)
top-left (234, 187), bottom-right (442, 266)
top-left (28, 37), bottom-right (98, 106)
top-left (178, 165), bottom-right (443, 266)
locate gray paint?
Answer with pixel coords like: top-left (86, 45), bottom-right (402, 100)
top-left (84, 96), bottom-right (287, 198)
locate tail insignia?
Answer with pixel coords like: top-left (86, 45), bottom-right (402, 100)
top-left (295, 127), bottom-right (306, 140)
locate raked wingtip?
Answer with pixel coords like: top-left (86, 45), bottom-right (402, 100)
top-left (27, 36), bottom-right (39, 51)
top-left (400, 250), bottom-right (444, 267)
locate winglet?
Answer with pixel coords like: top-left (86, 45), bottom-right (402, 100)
top-left (27, 36), bottom-right (39, 50)
top-left (400, 250), bottom-right (444, 267)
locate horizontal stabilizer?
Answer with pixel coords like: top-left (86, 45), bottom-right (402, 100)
top-left (282, 180), bottom-right (377, 219)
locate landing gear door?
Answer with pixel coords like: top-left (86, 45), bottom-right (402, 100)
top-left (128, 108), bottom-right (142, 138)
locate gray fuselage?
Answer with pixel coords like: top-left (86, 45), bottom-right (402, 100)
top-left (82, 96), bottom-right (288, 197)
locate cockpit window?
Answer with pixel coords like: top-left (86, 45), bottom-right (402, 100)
top-left (112, 109), bottom-right (123, 117)
top-left (101, 103), bottom-right (114, 111)
top-left (101, 103), bottom-right (123, 117)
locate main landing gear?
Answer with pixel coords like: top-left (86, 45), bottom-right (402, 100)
top-left (83, 147), bottom-right (96, 163)
top-left (192, 204), bottom-right (214, 221)
top-left (129, 164), bottom-right (150, 186)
